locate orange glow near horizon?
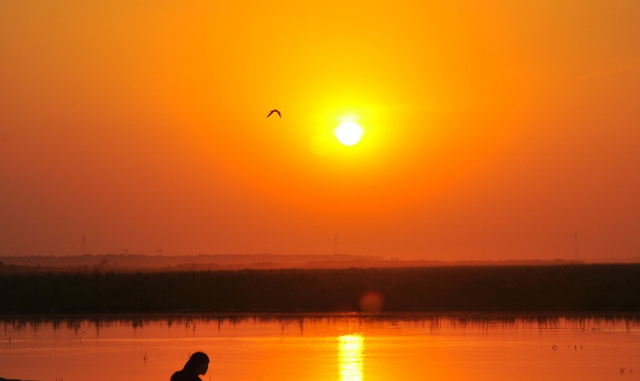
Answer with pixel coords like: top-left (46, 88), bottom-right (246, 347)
top-left (2, 1), bottom-right (640, 259)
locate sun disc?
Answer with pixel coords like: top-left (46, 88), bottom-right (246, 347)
top-left (335, 121), bottom-right (362, 146)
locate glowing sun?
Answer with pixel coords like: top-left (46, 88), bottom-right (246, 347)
top-left (335, 121), bottom-right (363, 146)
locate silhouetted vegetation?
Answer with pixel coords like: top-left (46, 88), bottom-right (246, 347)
top-left (0, 254), bottom-right (595, 273)
top-left (1, 264), bottom-right (640, 313)
top-left (2, 312), bottom-right (640, 334)
top-left (0, 253), bottom-right (394, 272)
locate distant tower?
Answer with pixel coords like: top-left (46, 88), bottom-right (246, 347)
top-left (574, 233), bottom-right (579, 261)
top-left (82, 235), bottom-right (86, 255)
top-left (334, 234), bottom-right (338, 255)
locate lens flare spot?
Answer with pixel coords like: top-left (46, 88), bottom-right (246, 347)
top-left (359, 291), bottom-right (384, 313)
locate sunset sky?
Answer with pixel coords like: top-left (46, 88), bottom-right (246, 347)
top-left (2, 0), bottom-right (639, 261)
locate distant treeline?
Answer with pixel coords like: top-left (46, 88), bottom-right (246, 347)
top-left (0, 254), bottom-right (592, 273)
top-left (1, 265), bottom-right (640, 313)
top-left (0, 254), bottom-right (387, 270)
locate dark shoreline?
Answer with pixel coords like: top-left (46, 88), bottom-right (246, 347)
top-left (2, 264), bottom-right (640, 314)
top-left (2, 311), bottom-right (640, 337)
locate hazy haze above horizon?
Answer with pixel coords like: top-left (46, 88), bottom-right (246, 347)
top-left (2, 0), bottom-right (640, 261)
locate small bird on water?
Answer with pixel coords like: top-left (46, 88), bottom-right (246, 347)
top-left (267, 109), bottom-right (281, 118)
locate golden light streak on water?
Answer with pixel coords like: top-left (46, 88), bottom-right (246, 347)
top-left (338, 335), bottom-right (363, 381)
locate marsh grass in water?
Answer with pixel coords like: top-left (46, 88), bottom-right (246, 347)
top-left (1, 264), bottom-right (640, 313)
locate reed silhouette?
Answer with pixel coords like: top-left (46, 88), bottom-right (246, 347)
top-left (1, 265), bottom-right (640, 313)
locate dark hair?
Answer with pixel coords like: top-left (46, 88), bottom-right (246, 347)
top-left (184, 352), bottom-right (210, 372)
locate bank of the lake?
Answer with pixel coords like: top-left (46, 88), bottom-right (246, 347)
top-left (1, 264), bottom-right (639, 313)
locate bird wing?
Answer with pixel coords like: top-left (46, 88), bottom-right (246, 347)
top-left (267, 109), bottom-right (281, 118)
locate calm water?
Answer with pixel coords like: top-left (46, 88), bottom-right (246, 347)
top-left (1, 313), bottom-right (639, 381)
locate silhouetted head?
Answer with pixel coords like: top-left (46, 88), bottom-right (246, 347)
top-left (184, 352), bottom-right (210, 375)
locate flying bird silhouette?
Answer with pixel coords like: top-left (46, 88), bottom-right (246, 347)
top-left (267, 109), bottom-right (281, 118)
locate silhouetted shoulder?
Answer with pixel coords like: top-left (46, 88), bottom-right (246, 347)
top-left (171, 370), bottom-right (202, 381)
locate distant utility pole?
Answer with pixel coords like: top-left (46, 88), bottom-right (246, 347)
top-left (574, 233), bottom-right (579, 261)
top-left (82, 235), bottom-right (86, 255)
top-left (334, 234), bottom-right (338, 255)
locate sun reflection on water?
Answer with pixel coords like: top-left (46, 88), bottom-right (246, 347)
top-left (338, 335), bottom-right (363, 381)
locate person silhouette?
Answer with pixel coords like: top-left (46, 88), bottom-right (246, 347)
top-left (171, 352), bottom-right (210, 381)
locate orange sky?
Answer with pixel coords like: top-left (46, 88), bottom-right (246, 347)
top-left (1, 0), bottom-right (639, 260)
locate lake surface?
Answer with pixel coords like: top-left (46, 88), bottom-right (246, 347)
top-left (1, 313), bottom-right (639, 381)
